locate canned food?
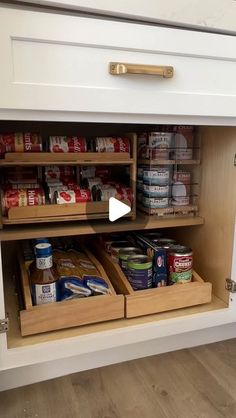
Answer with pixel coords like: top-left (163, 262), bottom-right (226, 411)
top-left (137, 180), bottom-right (144, 191)
top-left (95, 137), bottom-right (130, 153)
top-left (96, 184), bottom-right (133, 204)
top-left (137, 192), bottom-right (143, 202)
top-left (5, 183), bottom-right (41, 190)
top-left (49, 136), bottom-right (87, 153)
top-left (80, 166), bottom-right (96, 179)
top-left (83, 177), bottom-right (103, 190)
top-left (171, 196), bottom-right (190, 206)
top-left (55, 189), bottom-right (91, 204)
top-left (155, 238), bottom-right (177, 249)
top-left (173, 126), bottom-right (193, 160)
top-left (143, 167), bottom-right (171, 186)
top-left (127, 255), bottom-right (152, 290)
top-left (169, 245), bottom-right (193, 284)
top-left (110, 241), bottom-right (131, 263)
top-left (143, 184), bottom-right (170, 198)
top-left (2, 188), bottom-right (45, 215)
top-left (0, 133), bottom-right (42, 153)
top-left (137, 167), bottom-right (144, 179)
top-left (137, 133), bottom-right (147, 158)
top-left (119, 247), bottom-right (143, 274)
top-left (143, 196), bottom-right (169, 209)
top-left (147, 132), bottom-right (173, 159)
top-left (45, 166), bottom-right (74, 180)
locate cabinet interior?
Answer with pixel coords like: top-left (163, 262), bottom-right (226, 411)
top-left (0, 123), bottom-right (235, 349)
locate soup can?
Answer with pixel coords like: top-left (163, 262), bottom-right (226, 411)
top-left (143, 184), bottom-right (170, 198)
top-left (95, 137), bottom-right (130, 153)
top-left (127, 255), bottom-right (152, 290)
top-left (168, 245), bottom-right (193, 284)
top-left (55, 189), bottom-right (91, 204)
top-left (143, 196), bottom-right (169, 209)
top-left (49, 136), bottom-right (87, 153)
top-left (110, 241), bottom-right (131, 263)
top-left (45, 166), bottom-right (74, 180)
top-left (143, 167), bottom-right (171, 186)
top-left (119, 247), bottom-right (143, 274)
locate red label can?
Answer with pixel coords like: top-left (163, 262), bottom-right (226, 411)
top-left (168, 245), bottom-right (193, 284)
top-left (95, 137), bottom-right (130, 153)
top-left (0, 133), bottom-right (42, 154)
top-left (2, 188), bottom-right (45, 215)
top-left (49, 136), bottom-right (87, 153)
top-left (56, 189), bottom-right (91, 204)
top-left (45, 166), bottom-right (75, 180)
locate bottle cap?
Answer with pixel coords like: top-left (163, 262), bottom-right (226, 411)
top-left (35, 243), bottom-right (52, 257)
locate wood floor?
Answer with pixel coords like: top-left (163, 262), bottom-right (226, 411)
top-left (1, 338), bottom-right (236, 418)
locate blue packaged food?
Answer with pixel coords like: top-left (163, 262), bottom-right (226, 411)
top-left (85, 277), bottom-right (111, 295)
top-left (60, 276), bottom-right (92, 300)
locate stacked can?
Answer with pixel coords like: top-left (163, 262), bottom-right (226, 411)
top-left (172, 126), bottom-right (194, 160)
top-left (142, 166), bottom-right (171, 209)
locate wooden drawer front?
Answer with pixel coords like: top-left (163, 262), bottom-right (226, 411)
top-left (18, 246), bottom-right (124, 336)
top-left (93, 244), bottom-right (212, 318)
top-left (1, 8), bottom-right (236, 118)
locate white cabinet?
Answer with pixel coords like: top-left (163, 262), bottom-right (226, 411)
top-left (1, 8), bottom-right (236, 122)
top-left (0, 5), bottom-right (236, 392)
top-left (14, 0), bottom-right (236, 34)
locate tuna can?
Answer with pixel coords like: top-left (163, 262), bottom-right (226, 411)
top-left (143, 184), bottom-right (170, 198)
top-left (127, 255), bottom-right (152, 290)
top-left (168, 246), bottom-right (193, 284)
top-left (55, 189), bottom-right (91, 204)
top-left (119, 247), bottom-right (143, 274)
top-left (2, 188), bottom-right (45, 215)
top-left (143, 196), bottom-right (169, 209)
top-left (147, 132), bottom-right (173, 159)
top-left (49, 136), bottom-right (87, 153)
top-left (137, 180), bottom-right (144, 192)
top-left (95, 137), bottom-right (130, 153)
top-left (143, 167), bottom-right (171, 186)
top-left (110, 241), bottom-right (131, 263)
top-left (0, 132), bottom-right (42, 153)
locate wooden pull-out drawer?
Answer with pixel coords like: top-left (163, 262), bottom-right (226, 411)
top-left (18, 245), bottom-right (124, 336)
top-left (1, 8), bottom-right (236, 119)
top-left (93, 244), bottom-right (212, 318)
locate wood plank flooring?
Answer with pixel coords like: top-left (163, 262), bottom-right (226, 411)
top-left (1, 338), bottom-right (236, 418)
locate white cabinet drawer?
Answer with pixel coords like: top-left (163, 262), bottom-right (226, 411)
top-left (1, 7), bottom-right (236, 118)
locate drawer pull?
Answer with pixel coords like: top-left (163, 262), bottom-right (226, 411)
top-left (109, 62), bottom-right (174, 78)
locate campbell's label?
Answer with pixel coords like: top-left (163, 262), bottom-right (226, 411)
top-left (95, 137), bottom-right (130, 153)
top-left (49, 136), bottom-right (87, 153)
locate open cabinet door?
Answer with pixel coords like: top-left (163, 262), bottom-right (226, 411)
top-left (173, 127), bottom-right (236, 306)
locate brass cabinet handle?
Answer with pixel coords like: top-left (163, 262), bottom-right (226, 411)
top-left (109, 62), bottom-right (174, 78)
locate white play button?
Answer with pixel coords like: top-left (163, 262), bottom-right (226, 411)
top-left (109, 197), bottom-right (131, 222)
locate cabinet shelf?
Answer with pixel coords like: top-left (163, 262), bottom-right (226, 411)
top-left (138, 159), bottom-right (200, 165)
top-left (0, 152), bottom-right (134, 166)
top-left (0, 213), bottom-right (204, 241)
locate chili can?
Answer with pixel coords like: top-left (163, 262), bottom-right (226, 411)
top-left (168, 246), bottom-right (193, 284)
